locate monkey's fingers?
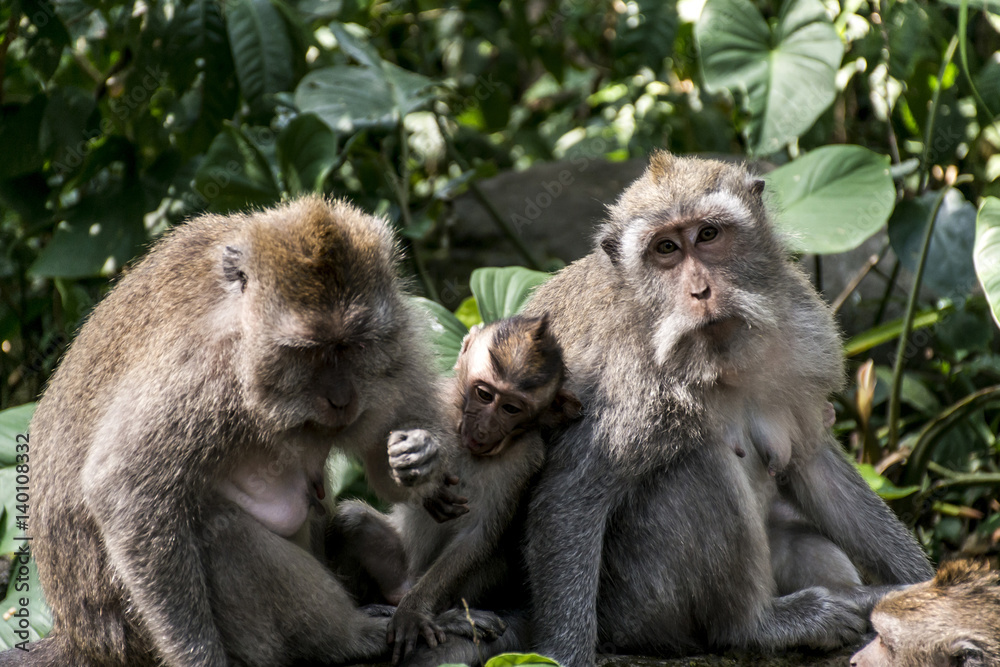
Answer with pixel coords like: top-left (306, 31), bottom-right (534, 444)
top-left (421, 623), bottom-right (442, 649)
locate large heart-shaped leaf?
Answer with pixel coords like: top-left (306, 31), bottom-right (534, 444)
top-left (975, 197), bottom-right (1000, 329)
top-left (226, 0), bottom-right (294, 117)
top-left (765, 145), bottom-right (895, 254)
top-left (696, 0), bottom-right (843, 155)
top-left (888, 189), bottom-right (977, 296)
top-left (411, 297), bottom-right (468, 374)
top-left (470, 267), bottom-right (552, 324)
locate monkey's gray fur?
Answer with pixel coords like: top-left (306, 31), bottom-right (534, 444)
top-left (522, 151), bottom-right (933, 667)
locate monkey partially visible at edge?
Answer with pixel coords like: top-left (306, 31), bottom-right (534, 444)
top-left (0, 197), bottom-right (503, 667)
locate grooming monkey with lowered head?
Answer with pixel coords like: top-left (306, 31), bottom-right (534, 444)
top-left (329, 314), bottom-right (581, 667)
top-left (522, 151), bottom-right (934, 666)
top-left (6, 197), bottom-right (502, 667)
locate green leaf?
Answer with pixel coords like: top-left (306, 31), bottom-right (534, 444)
top-left (277, 113), bottom-right (339, 195)
top-left (844, 306), bottom-right (952, 357)
top-left (29, 183), bottom-right (148, 279)
top-left (226, 0), bottom-right (294, 117)
top-left (485, 653), bottom-right (561, 667)
top-left (411, 297), bottom-right (469, 374)
top-left (0, 547), bottom-right (53, 649)
top-left (329, 22), bottom-right (381, 68)
top-left (765, 146), bottom-right (895, 254)
top-left (855, 463), bottom-right (920, 500)
top-left (888, 189), bottom-right (977, 296)
top-left (0, 404), bottom-right (35, 468)
top-left (194, 123), bottom-right (281, 212)
top-left (470, 267), bottom-right (552, 324)
top-left (696, 0), bottom-right (843, 155)
top-left (295, 64), bottom-right (436, 133)
top-left (975, 197), bottom-right (1000, 329)
top-left (0, 95), bottom-right (47, 179)
top-left (454, 297), bottom-right (483, 329)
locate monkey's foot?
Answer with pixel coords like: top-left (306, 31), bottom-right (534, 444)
top-left (434, 608), bottom-right (507, 642)
top-left (388, 430), bottom-right (441, 487)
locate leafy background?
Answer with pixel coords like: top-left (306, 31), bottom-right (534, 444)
top-left (1, 0), bottom-right (1000, 650)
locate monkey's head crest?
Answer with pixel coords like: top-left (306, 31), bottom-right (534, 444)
top-left (597, 151), bottom-right (773, 267)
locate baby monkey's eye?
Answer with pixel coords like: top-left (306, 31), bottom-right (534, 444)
top-left (654, 238), bottom-right (678, 254)
top-left (476, 386), bottom-right (494, 402)
top-left (698, 226), bottom-right (719, 242)
top-left (501, 404), bottom-right (522, 415)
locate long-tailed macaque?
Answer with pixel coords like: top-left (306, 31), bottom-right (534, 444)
top-left (851, 560), bottom-right (1000, 667)
top-left (521, 151), bottom-right (934, 666)
top-left (330, 315), bottom-right (580, 666)
top-left (9, 197), bottom-right (498, 667)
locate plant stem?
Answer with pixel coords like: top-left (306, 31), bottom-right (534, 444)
top-left (918, 35), bottom-right (959, 195)
top-left (873, 258), bottom-right (901, 326)
top-left (886, 187), bottom-right (948, 451)
top-left (384, 130), bottom-right (440, 302)
top-left (434, 115), bottom-right (543, 270)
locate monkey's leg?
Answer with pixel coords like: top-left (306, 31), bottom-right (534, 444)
top-left (204, 503), bottom-right (391, 667)
top-left (524, 435), bottom-right (612, 667)
top-left (786, 445), bottom-right (933, 584)
top-left (325, 500), bottom-right (411, 605)
top-left (401, 609), bottom-right (529, 667)
top-left (0, 637), bottom-right (72, 666)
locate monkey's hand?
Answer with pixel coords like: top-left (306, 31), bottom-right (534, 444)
top-left (789, 587), bottom-right (869, 649)
top-left (422, 474), bottom-right (469, 523)
top-left (388, 429), bottom-right (441, 488)
top-left (388, 603), bottom-right (446, 665)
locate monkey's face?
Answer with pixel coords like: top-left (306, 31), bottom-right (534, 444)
top-left (851, 621), bottom-right (990, 667)
top-left (223, 199), bottom-right (405, 436)
top-left (600, 154), bottom-right (785, 373)
top-left (455, 319), bottom-right (562, 456)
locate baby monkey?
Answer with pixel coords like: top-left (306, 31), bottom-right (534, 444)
top-left (336, 314), bottom-right (581, 665)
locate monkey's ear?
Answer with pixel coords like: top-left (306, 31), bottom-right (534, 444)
top-left (749, 179), bottom-right (766, 198)
top-left (530, 314), bottom-right (551, 341)
top-left (947, 639), bottom-right (985, 666)
top-left (457, 323), bottom-right (482, 363)
top-left (600, 233), bottom-right (621, 265)
top-left (540, 389), bottom-right (582, 428)
top-left (222, 246), bottom-right (248, 292)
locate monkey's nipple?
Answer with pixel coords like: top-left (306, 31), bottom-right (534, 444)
top-left (314, 481), bottom-right (325, 500)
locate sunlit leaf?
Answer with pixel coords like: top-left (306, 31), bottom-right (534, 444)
top-left (766, 145), bottom-right (895, 254)
top-left (226, 0), bottom-right (294, 117)
top-left (411, 297), bottom-right (468, 374)
top-left (974, 197), bottom-right (1000, 329)
top-left (470, 267), bottom-right (552, 324)
top-left (696, 0), bottom-right (843, 155)
top-left (855, 463), bottom-right (920, 500)
top-left (0, 404), bottom-right (35, 468)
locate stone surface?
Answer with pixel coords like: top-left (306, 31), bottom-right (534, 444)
top-left (432, 156), bottom-right (906, 335)
top-left (596, 647), bottom-right (859, 667)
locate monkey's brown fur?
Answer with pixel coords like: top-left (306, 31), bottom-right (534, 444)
top-left (851, 560), bottom-right (1000, 667)
top-left (19, 196), bottom-right (461, 667)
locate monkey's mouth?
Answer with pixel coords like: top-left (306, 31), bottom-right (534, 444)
top-left (463, 433), bottom-right (504, 457)
top-left (697, 316), bottom-right (746, 342)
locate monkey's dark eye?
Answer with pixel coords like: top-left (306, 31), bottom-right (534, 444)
top-left (698, 226), bottom-right (719, 242)
top-left (501, 404), bottom-right (522, 415)
top-left (654, 239), bottom-right (677, 254)
top-left (476, 386), bottom-right (494, 403)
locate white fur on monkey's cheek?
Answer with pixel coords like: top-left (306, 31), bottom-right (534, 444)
top-left (652, 311), bottom-right (692, 367)
top-left (619, 218), bottom-right (649, 274)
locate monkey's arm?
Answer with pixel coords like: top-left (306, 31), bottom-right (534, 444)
top-left (784, 442), bottom-right (933, 584)
top-left (524, 428), bottom-right (612, 667)
top-left (81, 419), bottom-right (227, 666)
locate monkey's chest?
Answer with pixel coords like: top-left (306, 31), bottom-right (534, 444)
top-left (217, 446), bottom-right (329, 538)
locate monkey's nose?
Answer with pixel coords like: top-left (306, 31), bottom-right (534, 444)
top-left (691, 286), bottom-right (711, 300)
